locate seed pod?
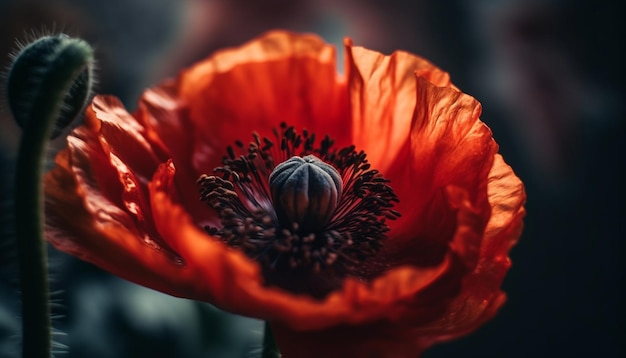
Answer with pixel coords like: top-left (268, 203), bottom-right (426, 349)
top-left (269, 155), bottom-right (342, 232)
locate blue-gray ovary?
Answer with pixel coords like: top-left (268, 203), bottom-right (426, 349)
top-left (269, 155), bottom-right (342, 233)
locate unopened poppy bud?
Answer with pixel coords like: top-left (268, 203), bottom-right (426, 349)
top-left (7, 34), bottom-right (94, 139)
top-left (269, 155), bottom-right (342, 232)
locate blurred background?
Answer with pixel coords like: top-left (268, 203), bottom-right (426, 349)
top-left (0, 0), bottom-right (622, 357)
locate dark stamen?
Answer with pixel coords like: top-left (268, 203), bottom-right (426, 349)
top-left (197, 123), bottom-right (400, 296)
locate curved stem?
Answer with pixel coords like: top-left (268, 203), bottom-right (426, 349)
top-left (262, 321), bottom-right (280, 358)
top-left (14, 39), bottom-right (92, 358)
top-left (15, 107), bottom-right (52, 358)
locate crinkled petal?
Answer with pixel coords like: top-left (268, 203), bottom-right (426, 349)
top-left (481, 154), bottom-right (526, 257)
top-left (44, 124), bottom-right (189, 295)
top-left (345, 39), bottom-right (454, 173)
top-left (382, 77), bottom-right (497, 268)
top-left (134, 86), bottom-right (215, 225)
top-left (344, 41), bottom-right (496, 269)
top-left (177, 30), bottom-right (349, 177)
top-left (410, 155), bottom-right (526, 348)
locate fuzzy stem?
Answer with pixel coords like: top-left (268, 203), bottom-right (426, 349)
top-left (262, 321), bottom-right (281, 358)
top-left (13, 38), bottom-right (93, 358)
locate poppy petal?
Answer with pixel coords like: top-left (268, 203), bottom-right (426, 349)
top-left (176, 30), bottom-right (350, 177)
top-left (403, 155), bottom-right (526, 348)
top-left (44, 128), bottom-right (188, 296)
top-left (345, 39), bottom-right (454, 173)
top-left (134, 85), bottom-right (215, 225)
top-left (379, 76), bottom-right (496, 269)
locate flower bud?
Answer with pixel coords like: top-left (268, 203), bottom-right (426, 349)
top-left (7, 34), bottom-right (94, 139)
top-left (269, 155), bottom-right (342, 232)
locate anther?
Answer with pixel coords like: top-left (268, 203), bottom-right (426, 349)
top-left (198, 124), bottom-right (401, 297)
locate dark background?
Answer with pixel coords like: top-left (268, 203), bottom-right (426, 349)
top-left (0, 0), bottom-right (623, 357)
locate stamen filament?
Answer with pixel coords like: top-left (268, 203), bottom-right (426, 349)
top-left (198, 123), bottom-right (400, 296)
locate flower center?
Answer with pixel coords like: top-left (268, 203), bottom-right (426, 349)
top-left (269, 154), bottom-right (342, 233)
top-left (197, 123), bottom-right (400, 296)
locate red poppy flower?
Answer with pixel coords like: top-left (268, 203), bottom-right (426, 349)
top-left (44, 31), bottom-right (525, 357)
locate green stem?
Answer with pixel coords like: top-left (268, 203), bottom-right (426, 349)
top-left (13, 38), bottom-right (93, 358)
top-left (262, 321), bottom-right (280, 358)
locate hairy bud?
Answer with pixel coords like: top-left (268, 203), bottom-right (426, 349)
top-left (7, 34), bottom-right (94, 139)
